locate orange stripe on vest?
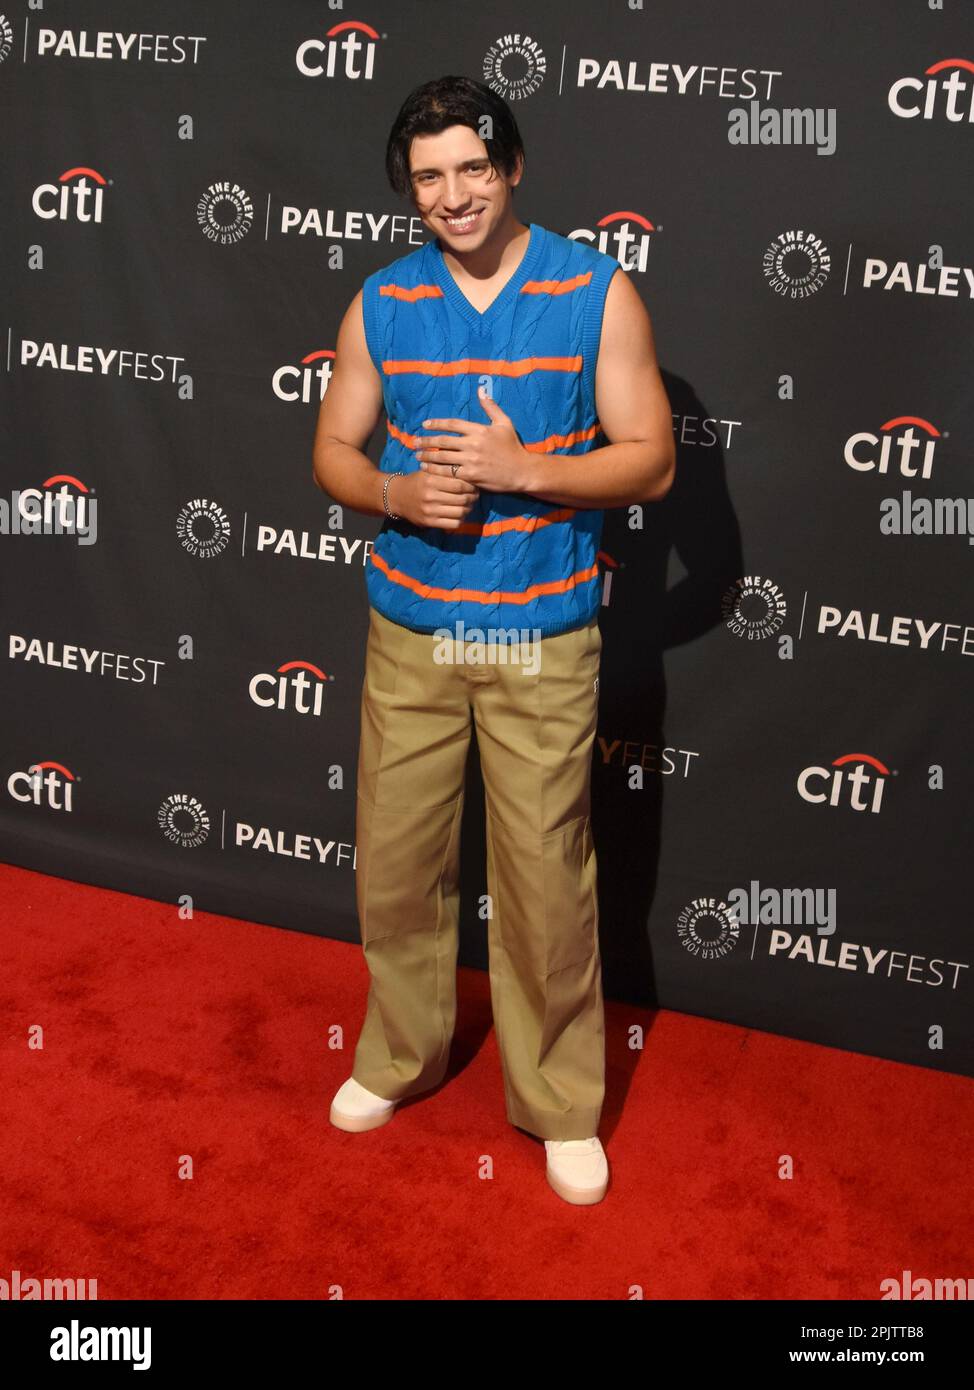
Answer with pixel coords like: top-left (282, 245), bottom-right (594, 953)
top-left (381, 356), bottom-right (583, 377)
top-left (378, 283), bottom-right (445, 301)
top-left (369, 550), bottom-right (599, 605)
top-left (520, 271), bottom-right (593, 296)
top-left (386, 419), bottom-right (599, 455)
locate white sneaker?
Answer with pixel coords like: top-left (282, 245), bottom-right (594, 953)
top-left (544, 1137), bottom-right (609, 1205)
top-left (330, 1076), bottom-right (398, 1132)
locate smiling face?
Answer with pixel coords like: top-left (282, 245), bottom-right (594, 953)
top-left (407, 123), bottom-right (523, 250)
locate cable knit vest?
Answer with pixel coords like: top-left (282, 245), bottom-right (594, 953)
top-left (361, 220), bottom-right (619, 639)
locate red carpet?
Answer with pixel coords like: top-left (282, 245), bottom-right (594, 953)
top-left (1, 860), bottom-right (970, 1301)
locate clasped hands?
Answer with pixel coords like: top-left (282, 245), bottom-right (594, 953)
top-left (389, 385), bottom-right (537, 531)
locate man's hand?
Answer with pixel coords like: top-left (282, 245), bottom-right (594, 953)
top-left (387, 469), bottom-right (481, 530)
top-left (412, 386), bottom-right (534, 494)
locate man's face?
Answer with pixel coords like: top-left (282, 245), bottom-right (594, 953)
top-left (407, 123), bottom-right (521, 248)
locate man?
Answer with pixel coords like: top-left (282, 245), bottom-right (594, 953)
top-left (312, 75), bottom-right (674, 1205)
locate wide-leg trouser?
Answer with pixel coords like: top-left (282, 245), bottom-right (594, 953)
top-left (350, 604), bottom-right (605, 1141)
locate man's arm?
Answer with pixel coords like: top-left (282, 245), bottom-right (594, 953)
top-left (311, 289), bottom-right (388, 518)
top-left (522, 268), bottom-right (675, 508)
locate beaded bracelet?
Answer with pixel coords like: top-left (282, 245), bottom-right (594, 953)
top-left (383, 471), bottom-right (403, 520)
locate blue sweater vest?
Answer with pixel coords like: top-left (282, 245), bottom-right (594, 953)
top-left (361, 221), bottom-right (619, 639)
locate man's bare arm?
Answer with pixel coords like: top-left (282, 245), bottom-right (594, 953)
top-left (522, 268), bottom-right (676, 508)
top-left (311, 289), bottom-right (388, 518)
top-left (312, 290), bottom-right (481, 528)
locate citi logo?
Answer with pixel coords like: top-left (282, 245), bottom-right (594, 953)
top-left (273, 349), bottom-right (335, 404)
top-left (569, 212), bottom-right (654, 272)
top-left (888, 58), bottom-right (974, 123)
top-left (597, 549), bottom-right (621, 607)
top-left (797, 753), bottom-right (891, 816)
top-left (33, 167), bottom-right (108, 223)
top-left (296, 20), bottom-right (380, 80)
top-left (3, 475), bottom-right (97, 542)
top-left (845, 416), bottom-right (941, 481)
top-left (8, 761), bottom-right (76, 812)
top-left (249, 660), bottom-right (335, 717)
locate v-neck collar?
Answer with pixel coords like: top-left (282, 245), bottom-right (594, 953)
top-left (429, 221), bottom-right (541, 331)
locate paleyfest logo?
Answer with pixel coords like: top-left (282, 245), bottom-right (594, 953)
top-left (176, 498), bottom-right (231, 559)
top-left (196, 181), bottom-right (253, 244)
top-left (676, 898), bottom-right (740, 959)
top-left (0, 13), bottom-right (12, 63)
top-left (158, 793), bottom-right (210, 847)
top-left (763, 228), bottom-right (831, 298)
top-left (721, 576), bottom-right (787, 639)
top-left (483, 31), bottom-right (546, 100)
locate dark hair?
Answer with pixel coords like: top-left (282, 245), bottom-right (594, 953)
top-left (385, 75), bottom-right (525, 199)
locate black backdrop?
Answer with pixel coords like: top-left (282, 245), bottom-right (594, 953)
top-left (3, 1), bottom-right (972, 1078)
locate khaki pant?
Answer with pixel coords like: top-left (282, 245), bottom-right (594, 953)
top-left (350, 604), bottom-right (605, 1141)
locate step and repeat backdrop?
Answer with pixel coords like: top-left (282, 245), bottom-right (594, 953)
top-left (2, 1), bottom-right (972, 1077)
